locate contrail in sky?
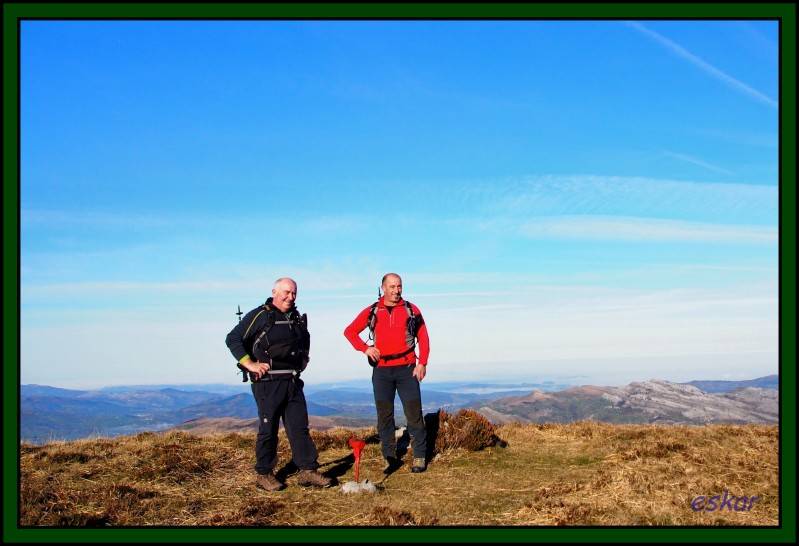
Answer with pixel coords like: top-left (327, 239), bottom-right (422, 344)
top-left (626, 21), bottom-right (778, 109)
top-left (662, 150), bottom-right (735, 176)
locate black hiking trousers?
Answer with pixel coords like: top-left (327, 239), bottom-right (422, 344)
top-left (372, 363), bottom-right (427, 460)
top-left (251, 376), bottom-right (320, 475)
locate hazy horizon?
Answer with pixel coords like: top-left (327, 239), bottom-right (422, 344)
top-left (22, 364), bottom-right (778, 392)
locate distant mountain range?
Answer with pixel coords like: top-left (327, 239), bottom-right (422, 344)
top-left (480, 377), bottom-right (778, 425)
top-left (19, 375), bottom-right (777, 443)
top-left (18, 381), bottom-right (540, 443)
top-left (683, 375), bottom-right (778, 393)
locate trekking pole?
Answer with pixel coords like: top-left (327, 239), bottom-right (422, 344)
top-left (235, 305), bottom-right (248, 382)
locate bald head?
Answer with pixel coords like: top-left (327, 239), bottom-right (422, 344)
top-left (381, 273), bottom-right (401, 286)
top-left (381, 273), bottom-right (403, 306)
top-left (272, 277), bottom-right (297, 312)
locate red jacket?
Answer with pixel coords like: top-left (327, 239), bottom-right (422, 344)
top-left (344, 297), bottom-right (430, 367)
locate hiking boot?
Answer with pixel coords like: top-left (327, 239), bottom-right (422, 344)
top-left (383, 456), bottom-right (403, 474)
top-left (256, 472), bottom-right (285, 492)
top-left (411, 457), bottom-right (427, 473)
top-left (297, 469), bottom-right (332, 488)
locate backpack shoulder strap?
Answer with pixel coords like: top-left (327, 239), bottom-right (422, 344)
top-left (404, 300), bottom-right (419, 337)
top-left (243, 303), bottom-right (275, 341)
top-left (263, 303), bottom-right (276, 330)
top-left (366, 302), bottom-right (379, 342)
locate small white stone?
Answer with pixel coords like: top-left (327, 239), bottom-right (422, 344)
top-left (341, 480), bottom-right (377, 494)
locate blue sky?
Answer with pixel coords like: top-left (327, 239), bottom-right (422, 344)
top-left (20, 20), bottom-right (779, 388)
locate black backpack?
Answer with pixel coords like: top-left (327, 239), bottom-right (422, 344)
top-left (240, 301), bottom-right (309, 379)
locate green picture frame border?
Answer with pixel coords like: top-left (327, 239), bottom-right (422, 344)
top-left (3, 2), bottom-right (795, 543)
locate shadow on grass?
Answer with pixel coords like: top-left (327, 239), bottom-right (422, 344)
top-left (424, 411), bottom-right (441, 463)
top-left (274, 461), bottom-right (299, 482)
top-left (319, 453), bottom-right (355, 483)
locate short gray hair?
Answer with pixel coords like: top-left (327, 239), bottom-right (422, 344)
top-left (273, 277), bottom-right (297, 290)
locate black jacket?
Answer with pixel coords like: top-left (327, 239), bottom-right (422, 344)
top-left (225, 298), bottom-right (310, 371)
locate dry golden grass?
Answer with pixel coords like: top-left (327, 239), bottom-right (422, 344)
top-left (19, 420), bottom-right (778, 526)
top-left (433, 409), bottom-right (504, 453)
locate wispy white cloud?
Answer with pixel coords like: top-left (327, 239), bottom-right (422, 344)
top-left (20, 272), bottom-right (363, 304)
top-left (21, 209), bottom-right (174, 228)
top-left (19, 258), bottom-right (396, 313)
top-left (21, 209), bottom-right (367, 235)
top-left (662, 150), bottom-right (735, 176)
top-left (625, 21), bottom-right (777, 109)
top-left (451, 213), bottom-right (778, 245)
top-left (23, 175), bottom-right (779, 242)
top-left (518, 215), bottom-right (777, 244)
top-left (458, 175), bottom-right (778, 223)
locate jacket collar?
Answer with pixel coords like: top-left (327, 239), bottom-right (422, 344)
top-left (265, 297), bottom-right (296, 314)
top-left (377, 296), bottom-right (404, 309)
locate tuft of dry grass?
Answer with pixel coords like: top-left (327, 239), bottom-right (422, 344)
top-left (309, 427), bottom-right (377, 452)
top-left (20, 420), bottom-right (778, 526)
top-left (433, 409), bottom-right (503, 453)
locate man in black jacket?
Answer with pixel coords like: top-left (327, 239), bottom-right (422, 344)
top-left (225, 277), bottom-right (331, 491)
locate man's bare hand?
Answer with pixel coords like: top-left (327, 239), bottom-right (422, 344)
top-left (365, 346), bottom-right (381, 363)
top-left (244, 360), bottom-right (270, 380)
top-left (413, 364), bottom-right (426, 382)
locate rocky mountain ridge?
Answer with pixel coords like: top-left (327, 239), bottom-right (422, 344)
top-left (482, 379), bottom-right (777, 425)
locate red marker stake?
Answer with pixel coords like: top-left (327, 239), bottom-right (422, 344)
top-left (348, 437), bottom-right (366, 482)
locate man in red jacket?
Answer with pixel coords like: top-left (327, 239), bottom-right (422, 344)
top-left (344, 273), bottom-right (430, 473)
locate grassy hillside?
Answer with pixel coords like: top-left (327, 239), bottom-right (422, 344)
top-left (20, 417), bottom-right (778, 526)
